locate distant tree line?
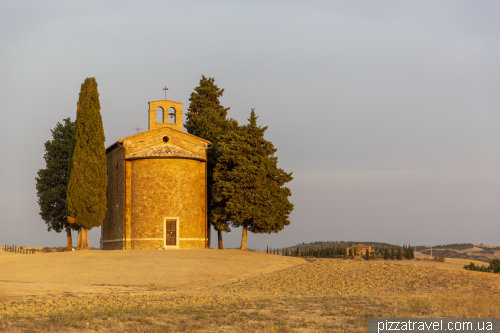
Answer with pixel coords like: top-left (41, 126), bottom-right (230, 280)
top-left (295, 241), bottom-right (398, 249)
top-left (414, 243), bottom-right (474, 251)
top-left (266, 244), bottom-right (415, 260)
top-left (476, 245), bottom-right (500, 254)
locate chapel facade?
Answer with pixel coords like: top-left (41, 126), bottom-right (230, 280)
top-left (100, 98), bottom-right (211, 250)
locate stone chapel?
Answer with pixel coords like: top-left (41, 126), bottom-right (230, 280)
top-left (100, 98), bottom-right (211, 250)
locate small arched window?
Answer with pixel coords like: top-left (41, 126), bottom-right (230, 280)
top-left (156, 107), bottom-right (164, 123)
top-left (168, 107), bottom-right (176, 124)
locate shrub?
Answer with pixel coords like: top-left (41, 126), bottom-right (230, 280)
top-left (434, 256), bottom-right (445, 262)
top-left (488, 258), bottom-right (500, 274)
top-left (463, 262), bottom-right (490, 272)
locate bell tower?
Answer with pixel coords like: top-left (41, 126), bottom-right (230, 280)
top-left (148, 99), bottom-right (183, 132)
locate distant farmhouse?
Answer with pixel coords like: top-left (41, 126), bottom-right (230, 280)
top-left (101, 98), bottom-right (211, 250)
top-left (345, 244), bottom-right (373, 255)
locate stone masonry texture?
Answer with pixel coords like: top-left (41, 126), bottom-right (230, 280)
top-left (130, 158), bottom-right (206, 249)
top-left (101, 98), bottom-right (210, 250)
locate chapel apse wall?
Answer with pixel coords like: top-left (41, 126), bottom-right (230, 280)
top-left (130, 158), bottom-right (206, 250)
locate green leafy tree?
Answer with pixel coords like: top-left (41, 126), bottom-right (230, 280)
top-left (365, 248), bottom-right (370, 260)
top-left (36, 118), bottom-right (76, 251)
top-left (463, 262), bottom-right (490, 272)
top-left (489, 258), bottom-right (500, 273)
top-left (66, 77), bottom-right (107, 250)
top-left (185, 76), bottom-right (238, 249)
top-left (212, 109), bottom-right (293, 250)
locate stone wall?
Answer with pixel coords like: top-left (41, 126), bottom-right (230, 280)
top-left (101, 145), bottom-right (125, 250)
top-left (130, 158), bottom-right (207, 249)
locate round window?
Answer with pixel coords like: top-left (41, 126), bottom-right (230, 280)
top-left (163, 136), bottom-right (169, 143)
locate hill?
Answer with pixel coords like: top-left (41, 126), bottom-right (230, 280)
top-left (283, 240), bottom-right (402, 251)
top-left (1, 248), bottom-right (499, 332)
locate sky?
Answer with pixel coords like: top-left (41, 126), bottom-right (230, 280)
top-left (1, 1), bottom-right (499, 249)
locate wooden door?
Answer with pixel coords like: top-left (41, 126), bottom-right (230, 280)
top-left (165, 220), bottom-right (176, 246)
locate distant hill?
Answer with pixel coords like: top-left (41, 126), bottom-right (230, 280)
top-left (414, 243), bottom-right (474, 251)
top-left (279, 242), bottom-right (476, 252)
top-left (282, 241), bottom-right (402, 251)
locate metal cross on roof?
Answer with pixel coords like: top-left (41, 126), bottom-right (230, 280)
top-left (163, 86), bottom-right (168, 100)
top-left (133, 124), bottom-right (142, 133)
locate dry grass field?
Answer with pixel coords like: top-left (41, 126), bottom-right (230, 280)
top-left (1, 249), bottom-right (499, 332)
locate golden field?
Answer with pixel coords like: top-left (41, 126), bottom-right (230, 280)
top-left (1, 249), bottom-right (499, 332)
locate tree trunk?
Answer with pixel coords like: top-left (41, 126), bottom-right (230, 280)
top-left (207, 221), bottom-right (211, 249)
top-left (77, 228), bottom-right (90, 250)
top-left (66, 228), bottom-right (72, 251)
top-left (218, 229), bottom-right (223, 250)
top-left (240, 225), bottom-right (248, 250)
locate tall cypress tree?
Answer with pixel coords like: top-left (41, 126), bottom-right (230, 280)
top-left (397, 247), bottom-right (402, 260)
top-left (66, 78), bottom-right (107, 250)
top-left (212, 109), bottom-right (293, 250)
top-left (185, 76), bottom-right (238, 249)
top-left (36, 118), bottom-right (76, 250)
